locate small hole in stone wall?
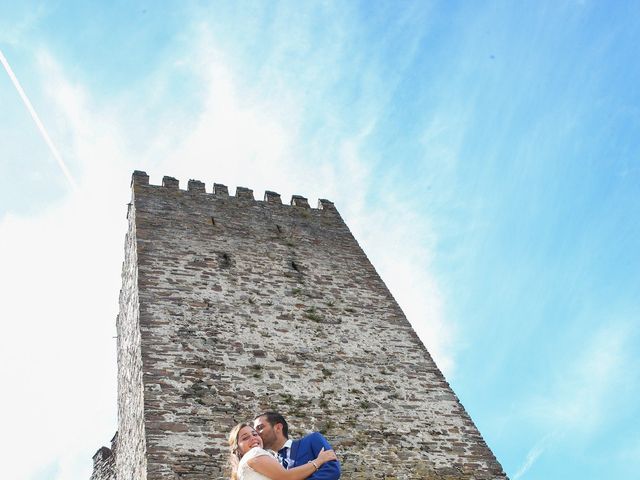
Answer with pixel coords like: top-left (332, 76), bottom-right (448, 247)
top-left (276, 224), bottom-right (282, 234)
top-left (217, 252), bottom-right (231, 268)
top-left (211, 216), bottom-right (216, 226)
top-left (290, 260), bottom-right (300, 272)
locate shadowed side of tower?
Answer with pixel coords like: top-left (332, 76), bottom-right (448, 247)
top-left (92, 171), bottom-right (507, 479)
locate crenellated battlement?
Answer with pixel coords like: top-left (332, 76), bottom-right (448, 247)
top-left (130, 170), bottom-right (335, 210)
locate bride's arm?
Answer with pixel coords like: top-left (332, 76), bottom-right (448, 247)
top-left (247, 449), bottom-right (337, 480)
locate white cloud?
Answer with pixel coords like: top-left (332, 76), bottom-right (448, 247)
top-left (0, 190), bottom-right (122, 480)
top-left (155, 44), bottom-right (293, 191)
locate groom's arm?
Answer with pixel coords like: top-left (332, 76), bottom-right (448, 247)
top-left (308, 432), bottom-right (341, 480)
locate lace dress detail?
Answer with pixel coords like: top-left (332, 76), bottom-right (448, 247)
top-left (238, 447), bottom-right (277, 480)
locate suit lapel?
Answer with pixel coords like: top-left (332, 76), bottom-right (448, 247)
top-left (289, 439), bottom-right (301, 467)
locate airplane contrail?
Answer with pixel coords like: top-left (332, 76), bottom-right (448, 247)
top-left (0, 49), bottom-right (77, 190)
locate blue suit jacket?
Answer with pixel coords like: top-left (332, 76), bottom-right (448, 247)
top-left (289, 432), bottom-right (341, 480)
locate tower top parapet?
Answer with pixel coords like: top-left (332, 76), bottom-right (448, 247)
top-left (130, 171), bottom-right (336, 210)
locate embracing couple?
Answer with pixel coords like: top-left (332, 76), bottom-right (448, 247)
top-left (228, 411), bottom-right (341, 480)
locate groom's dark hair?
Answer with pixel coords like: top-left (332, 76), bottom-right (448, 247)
top-left (255, 411), bottom-right (289, 438)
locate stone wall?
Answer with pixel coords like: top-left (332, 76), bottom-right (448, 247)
top-left (115, 201), bottom-right (148, 479)
top-left (90, 434), bottom-right (117, 480)
top-left (92, 171), bottom-right (507, 479)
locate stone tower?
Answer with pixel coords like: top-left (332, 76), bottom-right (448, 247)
top-left (91, 171), bottom-right (506, 479)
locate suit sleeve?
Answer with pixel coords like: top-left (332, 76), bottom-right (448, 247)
top-left (307, 432), bottom-right (341, 480)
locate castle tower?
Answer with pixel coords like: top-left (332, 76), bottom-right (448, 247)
top-left (91, 171), bottom-right (506, 479)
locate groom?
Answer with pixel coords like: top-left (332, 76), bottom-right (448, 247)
top-left (254, 411), bottom-right (341, 479)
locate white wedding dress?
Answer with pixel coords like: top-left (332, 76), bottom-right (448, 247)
top-left (238, 447), bottom-right (277, 480)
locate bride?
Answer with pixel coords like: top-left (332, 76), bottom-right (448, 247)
top-left (228, 423), bottom-right (337, 480)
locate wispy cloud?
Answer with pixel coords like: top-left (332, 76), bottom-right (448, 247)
top-left (0, 49), bottom-right (76, 189)
top-left (0, 3), bottom-right (48, 45)
top-left (324, 122), bottom-right (454, 373)
top-left (511, 320), bottom-right (638, 477)
top-left (527, 321), bottom-right (634, 432)
top-left (618, 437), bottom-right (640, 462)
top-left (512, 434), bottom-right (554, 480)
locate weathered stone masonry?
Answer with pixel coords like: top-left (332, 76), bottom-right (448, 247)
top-left (91, 434), bottom-right (117, 480)
top-left (91, 171), bottom-right (507, 479)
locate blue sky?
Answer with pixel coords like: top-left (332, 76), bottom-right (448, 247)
top-left (1, 1), bottom-right (639, 479)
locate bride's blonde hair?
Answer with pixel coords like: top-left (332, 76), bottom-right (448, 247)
top-left (228, 423), bottom-right (251, 480)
